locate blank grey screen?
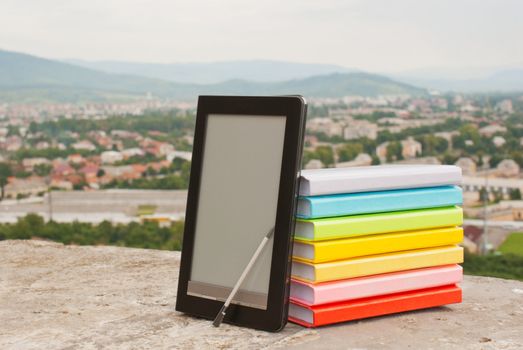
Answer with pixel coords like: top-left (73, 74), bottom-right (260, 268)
top-left (188, 114), bottom-right (286, 309)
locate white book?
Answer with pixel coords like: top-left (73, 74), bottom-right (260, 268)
top-left (299, 165), bottom-right (462, 196)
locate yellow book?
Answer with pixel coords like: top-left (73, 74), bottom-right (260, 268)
top-left (293, 226), bottom-right (463, 263)
top-left (292, 245), bottom-right (464, 283)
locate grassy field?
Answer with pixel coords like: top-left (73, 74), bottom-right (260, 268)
top-left (463, 251), bottom-right (523, 281)
top-left (463, 232), bottom-right (523, 281)
top-left (498, 232), bottom-right (523, 257)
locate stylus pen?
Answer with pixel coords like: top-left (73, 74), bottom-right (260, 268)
top-left (213, 227), bottom-right (275, 327)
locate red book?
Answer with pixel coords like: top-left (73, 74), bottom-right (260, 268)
top-left (288, 284), bottom-right (461, 327)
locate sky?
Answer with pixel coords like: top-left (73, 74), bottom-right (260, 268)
top-left (1, 0), bottom-right (522, 75)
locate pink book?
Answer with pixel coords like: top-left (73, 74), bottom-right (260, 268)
top-left (290, 264), bottom-right (462, 306)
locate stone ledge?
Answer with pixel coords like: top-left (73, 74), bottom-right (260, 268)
top-left (1, 240), bottom-right (522, 350)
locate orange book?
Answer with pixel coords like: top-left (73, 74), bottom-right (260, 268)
top-left (288, 284), bottom-right (462, 327)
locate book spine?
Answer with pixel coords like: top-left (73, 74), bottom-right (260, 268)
top-left (305, 172), bottom-right (462, 196)
top-left (312, 206), bottom-right (463, 241)
top-left (306, 186), bottom-right (462, 219)
top-left (313, 285), bottom-right (462, 326)
top-left (313, 265), bottom-right (463, 305)
top-left (311, 227), bottom-right (463, 263)
top-left (314, 246), bottom-right (464, 283)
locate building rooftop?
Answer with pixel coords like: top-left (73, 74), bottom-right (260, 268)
top-left (1, 240), bottom-right (522, 349)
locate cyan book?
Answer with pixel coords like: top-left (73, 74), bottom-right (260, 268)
top-left (297, 186), bottom-right (462, 219)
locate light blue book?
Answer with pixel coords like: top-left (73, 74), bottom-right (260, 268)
top-left (296, 186), bottom-right (463, 219)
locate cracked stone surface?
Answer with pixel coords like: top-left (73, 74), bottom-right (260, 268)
top-left (1, 240), bottom-right (522, 350)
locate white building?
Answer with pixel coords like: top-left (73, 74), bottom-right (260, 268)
top-left (22, 157), bottom-right (51, 171)
top-left (159, 143), bottom-right (175, 156)
top-left (101, 165), bottom-right (134, 177)
top-left (401, 137), bottom-right (422, 159)
top-left (121, 148), bottom-right (145, 158)
top-left (455, 157), bottom-right (477, 176)
top-left (376, 142), bottom-right (389, 161)
top-left (377, 137), bottom-right (422, 162)
top-left (5, 177), bottom-right (48, 199)
top-left (307, 118), bottom-right (344, 137)
top-left (72, 140), bottom-right (97, 152)
top-left (479, 125), bottom-right (507, 137)
top-left (5, 136), bottom-right (22, 151)
top-left (35, 141), bottom-right (50, 150)
top-left (183, 135), bottom-right (194, 145)
top-left (343, 120), bottom-right (378, 140)
top-left (101, 151), bottom-right (124, 164)
top-left (495, 99), bottom-right (514, 114)
top-left (492, 136), bottom-right (506, 148)
top-left (497, 159), bottom-right (520, 177)
top-left (111, 130), bottom-right (141, 139)
top-left (167, 151), bottom-right (192, 162)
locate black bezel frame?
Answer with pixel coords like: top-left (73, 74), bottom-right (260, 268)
top-left (176, 95), bottom-right (307, 332)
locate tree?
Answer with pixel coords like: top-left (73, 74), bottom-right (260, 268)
top-left (489, 154), bottom-right (504, 168)
top-left (337, 143), bottom-right (363, 163)
top-left (0, 163), bottom-right (12, 201)
top-left (315, 146), bottom-right (335, 167)
top-left (452, 124), bottom-right (482, 152)
top-left (7, 125), bottom-right (20, 136)
top-left (73, 179), bottom-right (88, 190)
top-left (442, 152), bottom-right (458, 165)
top-left (146, 166), bottom-right (158, 177)
top-left (386, 141), bottom-right (403, 162)
top-left (28, 121), bottom-right (39, 134)
top-left (511, 151), bottom-right (523, 168)
top-left (479, 188), bottom-right (489, 202)
top-left (14, 170), bottom-right (31, 178)
top-left (34, 164), bottom-right (52, 177)
top-left (493, 189), bottom-right (504, 203)
top-left (509, 188), bottom-right (522, 200)
top-left (416, 135), bottom-right (448, 156)
top-left (301, 150), bottom-right (316, 168)
top-left (24, 213), bottom-right (45, 232)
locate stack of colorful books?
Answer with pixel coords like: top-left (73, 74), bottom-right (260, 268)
top-left (288, 165), bottom-right (464, 327)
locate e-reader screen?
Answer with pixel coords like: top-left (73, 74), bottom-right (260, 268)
top-left (187, 114), bottom-right (286, 309)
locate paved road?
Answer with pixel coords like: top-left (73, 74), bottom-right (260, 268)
top-left (0, 190), bottom-right (188, 223)
top-left (464, 219), bottom-right (523, 230)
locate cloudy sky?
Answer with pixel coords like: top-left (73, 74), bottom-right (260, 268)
top-left (1, 0), bottom-right (521, 74)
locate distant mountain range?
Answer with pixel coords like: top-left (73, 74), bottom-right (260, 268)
top-left (0, 49), bottom-right (426, 103)
top-left (66, 58), bottom-right (523, 93)
top-left (64, 59), bottom-right (353, 84)
top-left (0, 49), bottom-right (521, 104)
top-left (395, 69), bottom-right (523, 92)
top-left (391, 64), bottom-right (523, 92)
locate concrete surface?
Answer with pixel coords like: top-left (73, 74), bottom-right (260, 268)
top-left (1, 240), bottom-right (522, 350)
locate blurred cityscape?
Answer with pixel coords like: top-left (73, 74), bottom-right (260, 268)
top-left (1, 0), bottom-right (523, 265)
top-left (0, 91), bottom-right (522, 256)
